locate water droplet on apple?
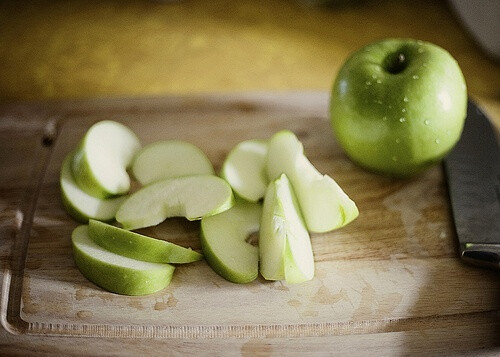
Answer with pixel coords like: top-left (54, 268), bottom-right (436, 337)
top-left (402, 108), bottom-right (406, 113)
top-left (399, 117), bottom-right (406, 123)
top-left (412, 75), bottom-right (419, 80)
top-left (403, 96), bottom-right (409, 102)
top-left (422, 63), bottom-right (428, 68)
top-left (435, 138), bottom-right (440, 144)
top-left (365, 81), bottom-right (372, 86)
top-left (376, 79), bottom-right (382, 84)
top-left (382, 116), bottom-right (388, 121)
top-left (424, 120), bottom-right (430, 125)
top-left (417, 40), bottom-right (423, 45)
top-left (388, 105), bottom-right (392, 109)
top-left (392, 156), bottom-right (398, 162)
top-left (395, 138), bottom-right (401, 143)
top-left (371, 74), bottom-right (377, 79)
top-left (417, 48), bottom-right (424, 54)
top-left (374, 100), bottom-right (383, 105)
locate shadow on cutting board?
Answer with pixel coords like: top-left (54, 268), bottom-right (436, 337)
top-left (393, 259), bottom-right (500, 353)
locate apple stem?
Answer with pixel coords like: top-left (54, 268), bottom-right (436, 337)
top-left (398, 53), bottom-right (405, 65)
top-left (384, 52), bottom-right (408, 74)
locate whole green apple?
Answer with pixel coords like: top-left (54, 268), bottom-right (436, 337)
top-left (330, 38), bottom-right (467, 177)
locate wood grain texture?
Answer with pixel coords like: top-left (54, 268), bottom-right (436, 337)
top-left (0, 93), bottom-right (499, 353)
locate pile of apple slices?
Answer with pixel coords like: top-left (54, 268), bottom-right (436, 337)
top-left (205, 131), bottom-right (358, 284)
top-left (61, 120), bottom-right (358, 295)
top-left (62, 120), bottom-right (232, 295)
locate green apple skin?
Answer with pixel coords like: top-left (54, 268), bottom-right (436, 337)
top-left (88, 219), bottom-right (202, 264)
top-left (132, 140), bottom-right (215, 186)
top-left (221, 139), bottom-right (269, 202)
top-left (72, 120), bottom-right (141, 198)
top-left (330, 38), bottom-right (467, 177)
top-left (200, 199), bottom-right (261, 284)
top-left (267, 130), bottom-right (358, 233)
top-left (259, 174), bottom-right (314, 284)
top-left (72, 225), bottom-right (175, 296)
top-left (116, 175), bottom-right (234, 230)
top-left (60, 152), bottom-right (127, 223)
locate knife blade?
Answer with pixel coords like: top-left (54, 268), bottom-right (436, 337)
top-left (444, 101), bottom-right (500, 270)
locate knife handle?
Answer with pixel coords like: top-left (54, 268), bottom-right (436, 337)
top-left (462, 243), bottom-right (500, 271)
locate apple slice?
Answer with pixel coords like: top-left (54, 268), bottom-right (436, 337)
top-left (88, 219), bottom-right (202, 263)
top-left (61, 152), bottom-right (127, 223)
top-left (260, 174), bottom-right (314, 284)
top-left (132, 140), bottom-right (214, 185)
top-left (116, 175), bottom-right (234, 230)
top-left (72, 225), bottom-right (174, 296)
top-left (72, 120), bottom-right (141, 198)
top-left (267, 130), bottom-right (358, 233)
top-left (221, 139), bottom-right (269, 202)
top-left (200, 199), bottom-right (261, 283)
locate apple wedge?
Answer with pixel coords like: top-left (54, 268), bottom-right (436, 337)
top-left (61, 152), bottom-right (127, 223)
top-left (200, 199), bottom-right (261, 283)
top-left (88, 219), bottom-right (202, 263)
top-left (72, 225), bottom-right (174, 296)
top-left (267, 130), bottom-right (358, 233)
top-left (132, 140), bottom-right (214, 185)
top-left (116, 175), bottom-right (234, 230)
top-left (260, 174), bottom-right (314, 284)
top-left (72, 120), bottom-right (141, 198)
top-left (221, 139), bottom-right (269, 202)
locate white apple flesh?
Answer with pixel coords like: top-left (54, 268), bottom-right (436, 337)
top-left (60, 152), bottom-right (126, 223)
top-left (259, 174), bottom-right (314, 284)
top-left (72, 225), bottom-right (175, 296)
top-left (200, 199), bottom-right (261, 283)
top-left (72, 120), bottom-right (141, 198)
top-left (132, 140), bottom-right (214, 185)
top-left (221, 139), bottom-right (269, 202)
top-left (266, 130), bottom-right (358, 233)
top-left (116, 175), bottom-right (234, 230)
top-left (88, 219), bottom-right (202, 264)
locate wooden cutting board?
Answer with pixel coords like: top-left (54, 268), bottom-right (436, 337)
top-left (0, 93), bottom-right (498, 349)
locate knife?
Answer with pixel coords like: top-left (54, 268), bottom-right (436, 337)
top-left (444, 101), bottom-right (500, 270)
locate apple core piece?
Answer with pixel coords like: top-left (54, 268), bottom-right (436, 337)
top-left (259, 174), bottom-right (315, 284)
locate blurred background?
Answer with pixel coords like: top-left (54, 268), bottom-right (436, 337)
top-left (0, 0), bottom-right (498, 120)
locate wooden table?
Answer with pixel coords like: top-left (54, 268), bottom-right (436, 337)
top-left (1, 0), bottom-right (499, 355)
